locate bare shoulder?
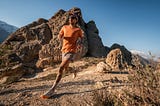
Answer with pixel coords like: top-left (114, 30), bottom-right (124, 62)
top-left (64, 25), bottom-right (69, 27)
top-left (62, 25), bottom-right (69, 29)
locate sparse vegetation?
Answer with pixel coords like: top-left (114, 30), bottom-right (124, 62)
top-left (126, 63), bottom-right (160, 105)
top-left (93, 60), bottom-right (160, 106)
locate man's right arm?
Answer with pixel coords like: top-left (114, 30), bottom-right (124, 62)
top-left (58, 33), bottom-right (63, 40)
top-left (58, 26), bottom-right (64, 40)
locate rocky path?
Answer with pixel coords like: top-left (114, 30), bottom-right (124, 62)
top-left (0, 59), bottom-right (129, 106)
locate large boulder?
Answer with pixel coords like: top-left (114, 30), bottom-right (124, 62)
top-left (16, 41), bottom-right (42, 63)
top-left (95, 62), bottom-right (112, 73)
top-left (0, 63), bottom-right (25, 84)
top-left (106, 44), bottom-right (133, 70)
top-left (36, 39), bottom-right (61, 68)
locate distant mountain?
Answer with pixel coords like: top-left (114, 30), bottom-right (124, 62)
top-left (0, 20), bottom-right (18, 42)
top-left (130, 50), bottom-right (150, 60)
top-left (131, 50), bottom-right (160, 61)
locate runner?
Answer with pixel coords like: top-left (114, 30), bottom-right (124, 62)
top-left (40, 14), bottom-right (84, 99)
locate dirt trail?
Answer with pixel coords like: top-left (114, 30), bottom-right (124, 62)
top-left (0, 59), bottom-right (129, 106)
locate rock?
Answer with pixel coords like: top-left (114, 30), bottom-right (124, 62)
top-left (1, 7), bottom-right (104, 70)
top-left (2, 53), bottom-right (22, 66)
top-left (86, 21), bottom-right (107, 57)
top-left (110, 44), bottom-right (132, 66)
top-left (17, 41), bottom-right (42, 63)
top-left (96, 62), bottom-right (112, 73)
top-left (106, 44), bottom-right (133, 70)
top-left (2, 19), bottom-right (51, 45)
top-left (37, 18), bottom-right (48, 24)
top-left (0, 63), bottom-right (24, 77)
top-left (106, 49), bottom-right (123, 70)
top-left (36, 39), bottom-right (62, 68)
top-left (24, 23), bottom-right (52, 45)
top-left (94, 81), bottom-right (105, 89)
top-left (0, 64), bottom-right (25, 84)
top-left (0, 18), bottom-right (52, 72)
top-left (36, 57), bottom-right (53, 68)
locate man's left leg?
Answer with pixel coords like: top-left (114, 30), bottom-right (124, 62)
top-left (40, 59), bottom-right (70, 99)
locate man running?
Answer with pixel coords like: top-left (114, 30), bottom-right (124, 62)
top-left (40, 14), bottom-right (83, 99)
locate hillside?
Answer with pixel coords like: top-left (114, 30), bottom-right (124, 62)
top-left (0, 57), bottom-right (159, 105)
top-left (0, 57), bottom-right (129, 105)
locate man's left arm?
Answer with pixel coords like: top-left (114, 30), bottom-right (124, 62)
top-left (76, 29), bottom-right (84, 48)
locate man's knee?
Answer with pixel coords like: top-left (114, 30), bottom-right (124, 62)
top-left (59, 66), bottom-right (64, 74)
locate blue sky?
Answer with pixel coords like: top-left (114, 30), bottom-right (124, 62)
top-left (0, 0), bottom-right (160, 56)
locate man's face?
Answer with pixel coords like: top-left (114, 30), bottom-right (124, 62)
top-left (69, 17), bottom-right (77, 25)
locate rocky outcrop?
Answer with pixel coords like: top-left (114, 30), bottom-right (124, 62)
top-left (110, 44), bottom-right (132, 65)
top-left (95, 43), bottom-right (152, 73)
top-left (36, 40), bottom-right (61, 68)
top-left (106, 44), bottom-right (133, 70)
top-left (106, 49), bottom-right (125, 70)
top-left (0, 18), bottom-right (52, 84)
top-left (95, 62), bottom-right (112, 73)
top-left (86, 21), bottom-right (108, 57)
top-left (17, 41), bottom-right (42, 63)
top-left (0, 64), bottom-right (25, 84)
top-left (95, 44), bottom-right (134, 72)
top-left (0, 7), bottom-right (107, 84)
top-left (3, 19), bottom-right (51, 45)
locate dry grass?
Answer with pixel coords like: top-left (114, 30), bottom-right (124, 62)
top-left (125, 64), bottom-right (160, 105)
top-left (92, 62), bottom-right (160, 106)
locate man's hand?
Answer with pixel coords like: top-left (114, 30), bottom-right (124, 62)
top-left (77, 44), bottom-right (82, 49)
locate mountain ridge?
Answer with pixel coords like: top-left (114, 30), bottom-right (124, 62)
top-left (0, 20), bottom-right (18, 42)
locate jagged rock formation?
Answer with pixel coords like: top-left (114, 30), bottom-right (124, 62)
top-left (96, 43), bottom-right (150, 72)
top-left (106, 49), bottom-right (128, 70)
top-left (0, 7), bottom-right (107, 84)
top-left (86, 21), bottom-right (108, 57)
top-left (0, 19), bottom-right (52, 84)
top-left (95, 44), bottom-right (134, 72)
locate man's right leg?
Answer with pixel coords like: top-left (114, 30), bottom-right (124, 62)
top-left (64, 62), bottom-right (69, 72)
